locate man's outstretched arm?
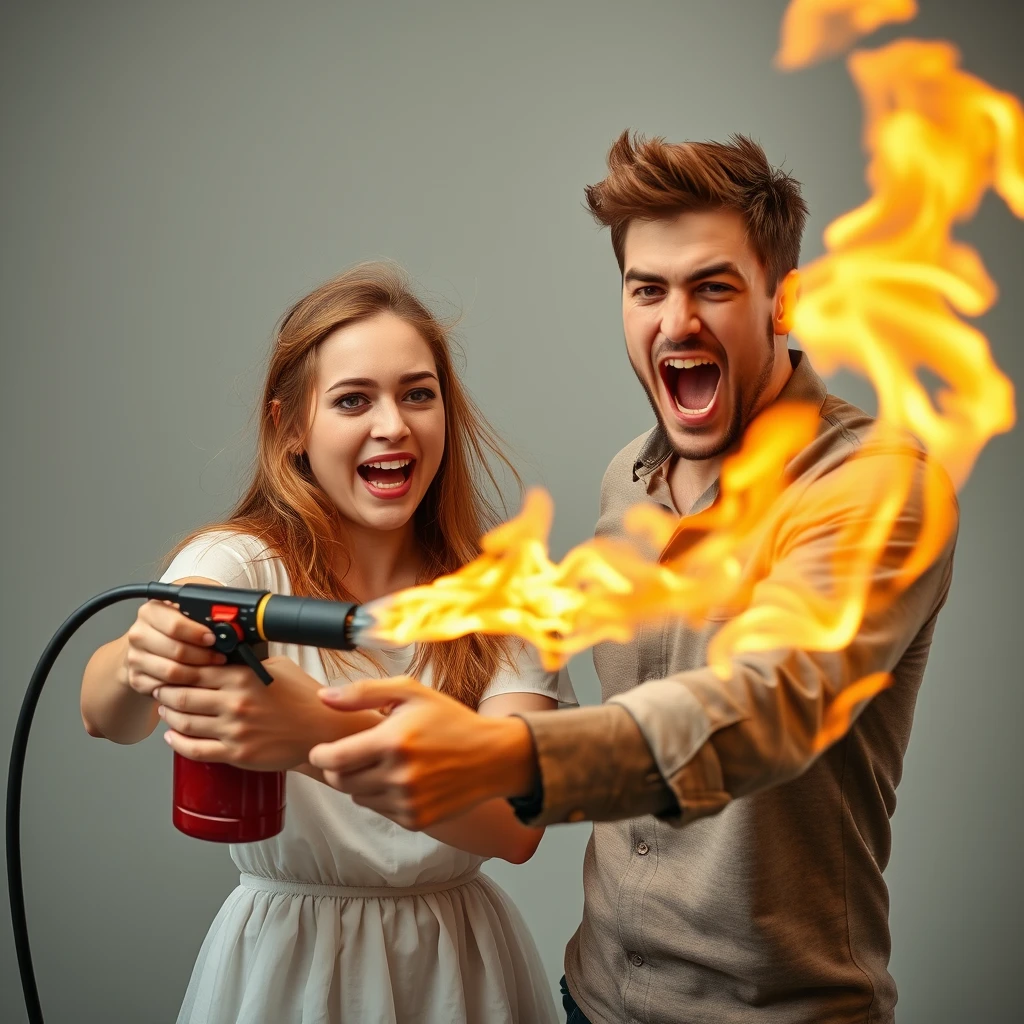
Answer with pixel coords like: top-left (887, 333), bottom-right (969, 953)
top-left (310, 448), bottom-right (957, 831)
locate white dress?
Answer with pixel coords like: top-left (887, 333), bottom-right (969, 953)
top-left (161, 531), bottom-right (573, 1024)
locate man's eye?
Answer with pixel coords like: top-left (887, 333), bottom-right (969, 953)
top-left (634, 286), bottom-right (662, 299)
top-left (699, 282), bottom-right (733, 295)
top-left (334, 393), bottom-right (368, 410)
top-left (406, 388), bottom-right (436, 403)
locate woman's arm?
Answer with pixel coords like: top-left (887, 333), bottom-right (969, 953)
top-left (80, 576), bottom-right (226, 744)
top-left (419, 692), bottom-right (555, 864)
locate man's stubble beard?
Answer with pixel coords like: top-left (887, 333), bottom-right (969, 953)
top-left (631, 315), bottom-right (777, 461)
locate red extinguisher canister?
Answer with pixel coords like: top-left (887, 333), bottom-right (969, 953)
top-left (170, 599), bottom-right (285, 843)
top-left (172, 755), bottom-right (285, 843)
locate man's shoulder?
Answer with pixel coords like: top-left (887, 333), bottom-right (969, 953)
top-left (787, 391), bottom-right (877, 483)
top-left (806, 392), bottom-right (935, 478)
top-left (788, 393), bottom-right (959, 533)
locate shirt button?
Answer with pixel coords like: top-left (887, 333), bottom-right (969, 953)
top-left (630, 953), bottom-right (644, 967)
top-left (636, 841), bottom-right (649, 855)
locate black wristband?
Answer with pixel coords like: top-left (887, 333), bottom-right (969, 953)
top-left (507, 769), bottom-right (544, 822)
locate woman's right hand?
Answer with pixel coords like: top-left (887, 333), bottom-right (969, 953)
top-left (122, 600), bottom-right (228, 698)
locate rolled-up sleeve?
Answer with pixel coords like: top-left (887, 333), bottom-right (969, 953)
top-left (518, 447), bottom-right (959, 827)
top-left (513, 703), bottom-right (680, 825)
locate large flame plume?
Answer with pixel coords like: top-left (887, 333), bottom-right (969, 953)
top-left (775, 0), bottom-right (917, 70)
top-left (362, 1), bottom-right (1019, 750)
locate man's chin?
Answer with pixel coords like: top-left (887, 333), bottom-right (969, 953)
top-left (658, 406), bottom-right (735, 462)
top-left (665, 429), bottom-right (732, 462)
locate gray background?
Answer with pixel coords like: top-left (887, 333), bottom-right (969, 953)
top-left (2, 1), bottom-right (1022, 1021)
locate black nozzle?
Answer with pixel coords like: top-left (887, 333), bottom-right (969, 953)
top-left (260, 595), bottom-right (360, 650)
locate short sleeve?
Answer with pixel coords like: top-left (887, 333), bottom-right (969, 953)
top-left (159, 531), bottom-right (265, 590)
top-left (479, 642), bottom-right (578, 707)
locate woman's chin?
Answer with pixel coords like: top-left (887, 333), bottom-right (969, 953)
top-left (343, 493), bottom-right (419, 534)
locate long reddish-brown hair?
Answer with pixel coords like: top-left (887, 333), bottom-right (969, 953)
top-left (584, 130), bottom-right (809, 293)
top-left (167, 262), bottom-right (520, 707)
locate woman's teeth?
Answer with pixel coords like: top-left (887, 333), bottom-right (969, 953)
top-left (359, 457), bottom-right (414, 491)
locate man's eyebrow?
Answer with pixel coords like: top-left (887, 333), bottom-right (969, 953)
top-left (623, 261), bottom-right (747, 287)
top-left (623, 269), bottom-right (669, 286)
top-left (327, 370), bottom-right (438, 392)
top-left (684, 260), bottom-right (746, 285)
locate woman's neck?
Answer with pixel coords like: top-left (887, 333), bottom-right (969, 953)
top-left (338, 521), bottom-right (423, 604)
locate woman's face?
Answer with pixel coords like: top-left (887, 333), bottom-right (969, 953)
top-left (304, 312), bottom-right (446, 535)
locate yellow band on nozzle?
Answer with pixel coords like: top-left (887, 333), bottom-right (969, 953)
top-left (256, 593), bottom-right (273, 641)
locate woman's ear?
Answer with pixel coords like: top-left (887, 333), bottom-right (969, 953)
top-left (773, 269), bottom-right (801, 335)
top-left (269, 398), bottom-right (282, 429)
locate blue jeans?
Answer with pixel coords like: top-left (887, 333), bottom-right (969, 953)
top-left (559, 974), bottom-right (593, 1024)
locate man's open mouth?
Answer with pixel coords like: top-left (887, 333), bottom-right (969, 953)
top-left (357, 456), bottom-right (416, 492)
top-left (659, 356), bottom-right (722, 418)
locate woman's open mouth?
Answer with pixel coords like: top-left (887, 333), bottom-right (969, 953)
top-left (357, 454), bottom-right (416, 499)
top-left (659, 355), bottom-right (722, 426)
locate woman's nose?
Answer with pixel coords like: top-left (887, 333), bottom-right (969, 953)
top-left (369, 400), bottom-right (411, 442)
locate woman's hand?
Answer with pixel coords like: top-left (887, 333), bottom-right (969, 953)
top-left (122, 598), bottom-right (227, 698)
top-left (155, 655), bottom-right (349, 772)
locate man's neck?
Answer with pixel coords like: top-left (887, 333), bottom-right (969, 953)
top-left (667, 455), bottom-right (721, 517)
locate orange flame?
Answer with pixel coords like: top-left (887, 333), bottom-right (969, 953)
top-left (775, 0), bottom-right (917, 70)
top-left (368, 404), bottom-right (822, 674)
top-left (773, 6), bottom-right (1021, 737)
top-left (363, 1), bottom-right (1019, 751)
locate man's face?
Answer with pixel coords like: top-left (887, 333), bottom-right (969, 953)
top-left (622, 209), bottom-right (787, 461)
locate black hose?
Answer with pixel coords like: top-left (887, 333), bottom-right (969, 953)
top-left (6, 583), bottom-right (177, 1024)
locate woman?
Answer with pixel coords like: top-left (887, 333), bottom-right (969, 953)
top-left (80, 262), bottom-right (573, 1024)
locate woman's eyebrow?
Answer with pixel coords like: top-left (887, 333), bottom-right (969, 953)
top-left (327, 370), bottom-right (438, 392)
top-left (327, 377), bottom-right (376, 392)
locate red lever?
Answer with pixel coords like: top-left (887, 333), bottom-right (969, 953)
top-left (211, 605), bottom-right (244, 640)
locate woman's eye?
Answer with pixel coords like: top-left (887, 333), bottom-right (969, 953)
top-left (406, 388), bottom-right (436, 403)
top-left (334, 393), bottom-right (368, 410)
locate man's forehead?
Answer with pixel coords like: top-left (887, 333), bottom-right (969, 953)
top-left (622, 210), bottom-right (758, 277)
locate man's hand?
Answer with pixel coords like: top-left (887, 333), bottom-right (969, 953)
top-left (308, 676), bottom-right (538, 830)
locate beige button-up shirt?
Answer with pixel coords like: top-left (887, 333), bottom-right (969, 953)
top-left (517, 350), bottom-right (958, 1024)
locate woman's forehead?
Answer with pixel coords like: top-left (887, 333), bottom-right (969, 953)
top-left (317, 312), bottom-right (437, 385)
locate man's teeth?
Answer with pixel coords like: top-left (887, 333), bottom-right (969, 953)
top-left (664, 357), bottom-right (715, 370)
top-left (363, 458), bottom-right (412, 470)
top-left (673, 396), bottom-right (716, 414)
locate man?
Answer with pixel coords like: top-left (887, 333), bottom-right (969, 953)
top-left (309, 131), bottom-right (958, 1024)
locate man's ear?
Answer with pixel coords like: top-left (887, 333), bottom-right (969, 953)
top-left (773, 269), bottom-right (801, 335)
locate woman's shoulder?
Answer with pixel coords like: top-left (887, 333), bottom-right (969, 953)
top-left (160, 529), bottom-right (288, 591)
top-left (478, 641), bottom-right (578, 706)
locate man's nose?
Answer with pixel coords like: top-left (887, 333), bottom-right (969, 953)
top-left (369, 399), bottom-right (411, 442)
top-left (660, 292), bottom-right (700, 342)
